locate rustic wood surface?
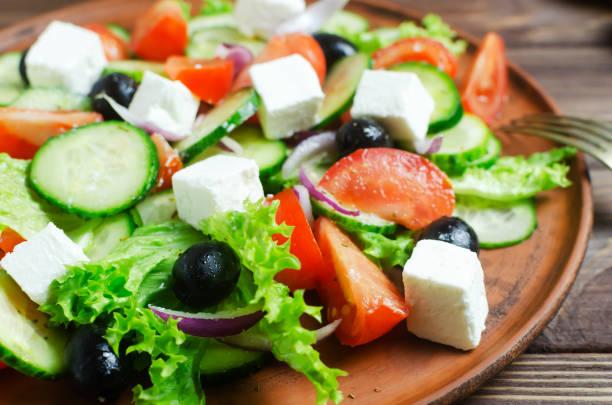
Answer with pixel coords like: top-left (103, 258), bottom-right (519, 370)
top-left (1, 0), bottom-right (611, 403)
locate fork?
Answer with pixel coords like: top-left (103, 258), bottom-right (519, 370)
top-left (499, 114), bottom-right (612, 169)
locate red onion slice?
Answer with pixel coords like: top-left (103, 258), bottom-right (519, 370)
top-left (218, 136), bottom-right (244, 154)
top-left (149, 304), bottom-right (264, 338)
top-left (281, 131), bottom-right (335, 179)
top-left (216, 43), bottom-right (253, 78)
top-left (414, 134), bottom-right (443, 155)
top-left (299, 167), bottom-right (360, 217)
top-left (275, 0), bottom-right (350, 36)
top-left (284, 130), bottom-right (328, 147)
top-left (293, 185), bottom-right (314, 227)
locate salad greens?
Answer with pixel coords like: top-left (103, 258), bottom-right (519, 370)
top-left (349, 229), bottom-right (416, 270)
top-left (198, 0), bottom-right (233, 15)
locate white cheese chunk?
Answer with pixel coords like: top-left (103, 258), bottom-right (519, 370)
top-left (172, 155), bottom-right (264, 228)
top-left (402, 239), bottom-right (488, 350)
top-left (250, 54), bottom-right (324, 140)
top-left (351, 69), bottom-right (434, 148)
top-left (25, 21), bottom-right (108, 94)
top-left (234, 0), bottom-right (305, 39)
top-left (128, 71), bottom-right (199, 138)
top-left (0, 223), bottom-right (89, 305)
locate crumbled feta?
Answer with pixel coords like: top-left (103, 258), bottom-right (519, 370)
top-left (402, 239), bottom-right (488, 350)
top-left (234, 0), bottom-right (305, 39)
top-left (250, 54), bottom-right (324, 139)
top-left (172, 155), bottom-right (264, 228)
top-left (0, 223), bottom-right (89, 305)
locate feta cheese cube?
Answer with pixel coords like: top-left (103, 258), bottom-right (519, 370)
top-left (128, 71), bottom-right (199, 138)
top-left (250, 54), bottom-right (324, 139)
top-left (172, 155), bottom-right (264, 228)
top-left (351, 70), bottom-right (434, 148)
top-left (25, 21), bottom-right (108, 94)
top-left (402, 239), bottom-right (488, 350)
top-left (234, 0), bottom-right (305, 39)
top-left (0, 223), bottom-right (89, 305)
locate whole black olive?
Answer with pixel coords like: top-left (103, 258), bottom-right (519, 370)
top-left (88, 73), bottom-right (137, 120)
top-left (418, 216), bottom-right (479, 254)
top-left (172, 241), bottom-right (241, 309)
top-left (335, 118), bottom-right (393, 158)
top-left (312, 33), bottom-right (357, 70)
top-left (19, 48), bottom-right (29, 86)
top-left (65, 326), bottom-right (129, 403)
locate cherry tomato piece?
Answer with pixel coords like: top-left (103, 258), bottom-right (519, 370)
top-left (0, 227), bottom-right (25, 261)
top-left (83, 23), bottom-right (129, 61)
top-left (165, 56), bottom-right (233, 104)
top-left (0, 130), bottom-right (38, 159)
top-left (150, 133), bottom-right (183, 193)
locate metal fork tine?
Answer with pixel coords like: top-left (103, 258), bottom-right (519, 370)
top-left (514, 115), bottom-right (612, 142)
top-left (499, 125), bottom-right (603, 158)
top-left (508, 123), bottom-right (608, 149)
top-left (524, 114), bottom-right (612, 132)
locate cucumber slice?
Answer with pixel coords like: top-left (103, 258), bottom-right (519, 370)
top-left (102, 60), bottom-right (166, 83)
top-left (466, 133), bottom-right (502, 169)
top-left (133, 189), bottom-right (177, 226)
top-left (0, 270), bottom-right (67, 379)
top-left (200, 339), bottom-right (269, 385)
top-left (189, 125), bottom-right (287, 176)
top-left (312, 199), bottom-right (397, 236)
top-left (0, 51), bottom-right (23, 86)
top-left (67, 218), bottom-right (104, 252)
top-left (186, 27), bottom-right (265, 59)
top-left (0, 84), bottom-right (22, 106)
top-left (428, 113), bottom-right (491, 176)
top-left (30, 121), bottom-right (159, 218)
top-left (390, 62), bottom-right (463, 134)
top-left (315, 53), bottom-right (371, 129)
top-left (105, 23), bottom-right (130, 44)
top-left (321, 10), bottom-right (370, 36)
top-left (10, 87), bottom-right (92, 111)
top-left (453, 198), bottom-right (537, 249)
top-left (86, 213), bottom-right (135, 261)
top-left (175, 89), bottom-right (260, 163)
top-left (188, 13), bottom-right (236, 35)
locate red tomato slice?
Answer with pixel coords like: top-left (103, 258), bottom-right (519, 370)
top-left (315, 217), bottom-right (408, 346)
top-left (0, 108), bottom-right (103, 147)
top-left (461, 32), bottom-right (508, 125)
top-left (0, 130), bottom-right (38, 159)
top-left (165, 56), bottom-right (233, 104)
top-left (373, 37), bottom-right (458, 78)
top-left (232, 33), bottom-right (326, 91)
top-left (318, 148), bottom-right (455, 230)
top-left (0, 227), bottom-right (25, 262)
top-left (130, 0), bottom-right (188, 61)
top-left (271, 189), bottom-right (327, 291)
top-left (0, 361), bottom-right (6, 370)
top-left (83, 23), bottom-right (129, 61)
top-left (150, 133), bottom-right (183, 193)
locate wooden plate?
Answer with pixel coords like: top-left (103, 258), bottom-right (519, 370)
top-left (0, 1), bottom-right (593, 404)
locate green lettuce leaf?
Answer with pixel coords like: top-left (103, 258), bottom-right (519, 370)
top-left (349, 229), bottom-right (415, 270)
top-left (200, 200), bottom-right (346, 405)
top-left (198, 0), bottom-right (233, 15)
top-left (451, 147), bottom-right (577, 201)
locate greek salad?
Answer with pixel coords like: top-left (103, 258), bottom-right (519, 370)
top-left (0, 0), bottom-right (576, 404)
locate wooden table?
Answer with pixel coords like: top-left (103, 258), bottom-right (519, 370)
top-left (2, 0), bottom-right (611, 403)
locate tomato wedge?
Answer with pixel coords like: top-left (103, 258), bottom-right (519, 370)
top-left (84, 23), bottom-right (129, 61)
top-left (130, 0), bottom-right (188, 61)
top-left (0, 131), bottom-right (38, 159)
top-left (150, 134), bottom-right (183, 193)
top-left (318, 148), bottom-right (455, 230)
top-left (232, 33), bottom-right (326, 91)
top-left (0, 108), bottom-right (103, 147)
top-left (165, 56), bottom-right (233, 104)
top-left (461, 32), bottom-right (508, 125)
top-left (271, 189), bottom-right (326, 291)
top-left (373, 37), bottom-right (458, 78)
top-left (315, 217), bottom-right (408, 346)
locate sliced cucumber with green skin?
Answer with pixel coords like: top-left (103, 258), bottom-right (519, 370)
top-left (10, 87), bottom-right (92, 111)
top-left (105, 23), bottom-right (130, 44)
top-left (312, 199), bottom-right (397, 236)
top-left (188, 125), bottom-right (287, 176)
top-left (200, 339), bottom-right (270, 385)
top-left (465, 133), bottom-right (502, 170)
top-left (428, 113), bottom-right (491, 176)
top-left (188, 13), bottom-right (236, 35)
top-left (86, 213), bottom-right (135, 261)
top-left (67, 218), bottom-right (104, 252)
top-left (315, 53), bottom-right (371, 129)
top-left (0, 270), bottom-right (68, 379)
top-left (30, 121), bottom-right (159, 218)
top-left (453, 197), bottom-right (537, 249)
top-left (102, 60), bottom-right (166, 83)
top-left (175, 89), bottom-right (260, 163)
top-left (0, 84), bottom-right (22, 106)
top-left (321, 10), bottom-right (370, 36)
top-left (0, 51), bottom-right (24, 86)
top-left (390, 61), bottom-right (463, 134)
top-left (133, 189), bottom-right (177, 226)
top-left (186, 27), bottom-right (265, 59)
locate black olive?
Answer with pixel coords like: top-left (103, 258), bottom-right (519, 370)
top-left (335, 118), bottom-right (393, 158)
top-left (312, 33), bottom-right (357, 70)
top-left (418, 216), bottom-right (480, 254)
top-left (172, 241), bottom-right (241, 309)
top-left (88, 73), bottom-right (137, 121)
top-left (65, 326), bottom-right (129, 403)
top-left (19, 48), bottom-right (29, 86)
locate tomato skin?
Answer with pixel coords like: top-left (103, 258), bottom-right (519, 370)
top-left (0, 227), bottom-right (25, 261)
top-left (315, 217), bottom-right (408, 346)
top-left (319, 148), bottom-right (455, 230)
top-left (150, 133), bottom-right (183, 193)
top-left (130, 0), bottom-right (188, 61)
top-left (373, 37), bottom-right (458, 78)
top-left (461, 32), bottom-right (508, 125)
top-left (271, 189), bottom-right (326, 291)
top-left (0, 361), bottom-right (6, 370)
top-left (83, 23), bottom-right (129, 61)
top-left (165, 56), bottom-right (233, 104)
top-left (0, 131), bottom-right (38, 159)
top-left (232, 33), bottom-right (326, 91)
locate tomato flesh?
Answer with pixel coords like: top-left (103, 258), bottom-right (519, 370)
top-left (130, 0), bottom-right (188, 61)
top-left (461, 32), bottom-right (508, 125)
top-left (0, 130), bottom-right (38, 159)
top-left (271, 189), bottom-right (326, 291)
top-left (165, 56), bottom-right (233, 104)
top-left (0, 227), bottom-right (25, 261)
top-left (319, 148), bottom-right (454, 230)
top-left (373, 37), bottom-right (458, 78)
top-left (150, 133), bottom-right (183, 193)
top-left (84, 23), bottom-right (128, 61)
top-left (315, 217), bottom-right (408, 346)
